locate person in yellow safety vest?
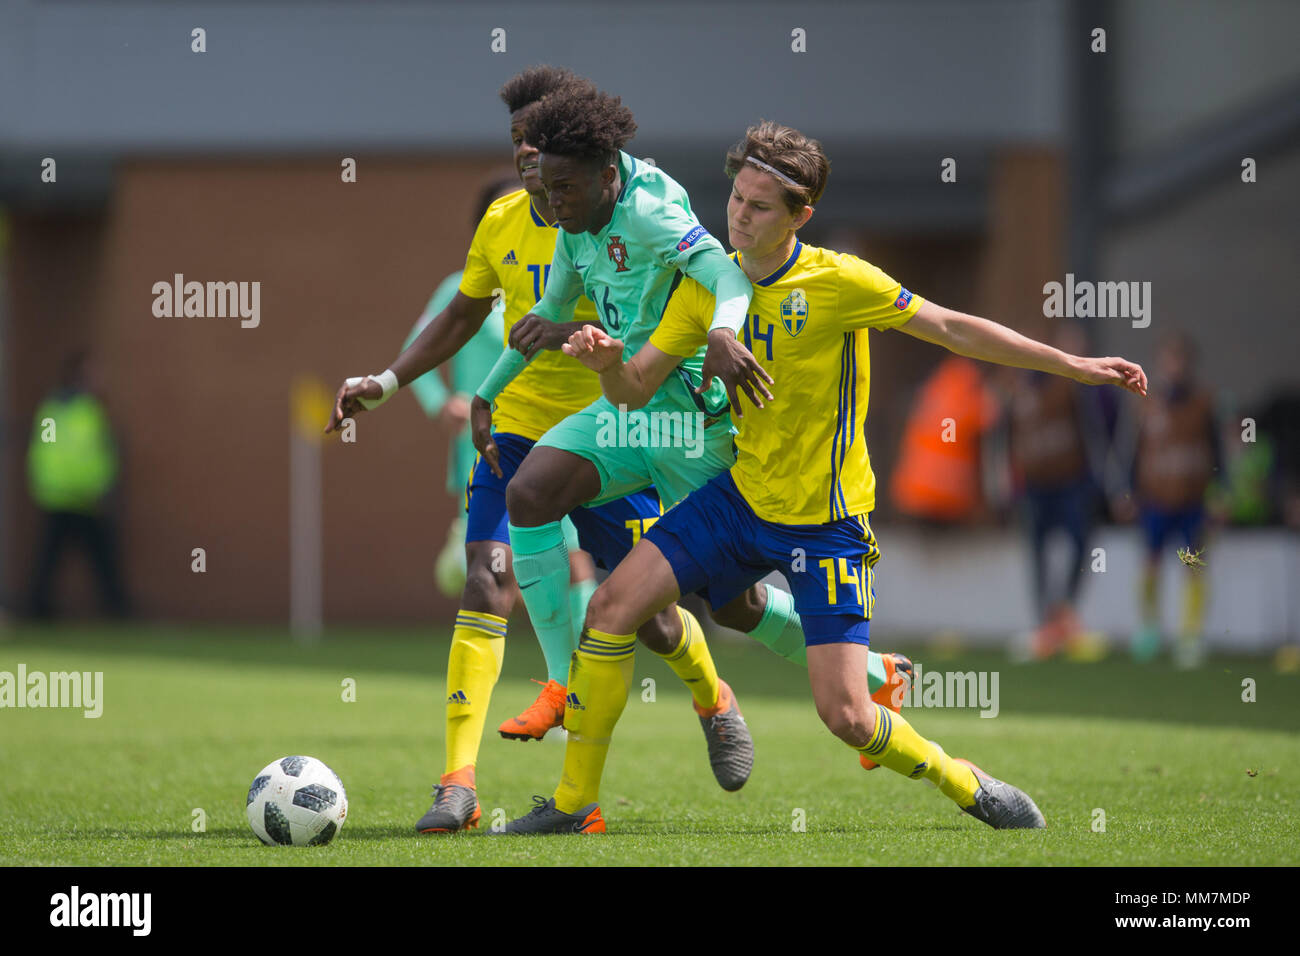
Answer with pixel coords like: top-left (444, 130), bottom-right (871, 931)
top-left (27, 351), bottom-right (129, 619)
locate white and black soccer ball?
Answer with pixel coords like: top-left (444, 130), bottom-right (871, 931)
top-left (245, 756), bottom-right (348, 846)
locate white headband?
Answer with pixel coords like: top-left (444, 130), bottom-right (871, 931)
top-left (745, 155), bottom-right (801, 190)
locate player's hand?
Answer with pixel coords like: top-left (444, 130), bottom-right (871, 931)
top-left (1072, 357), bottom-right (1148, 397)
top-left (700, 328), bottom-right (774, 418)
top-left (470, 395), bottom-right (502, 479)
top-left (509, 313), bottom-right (567, 360)
top-left (325, 377), bottom-right (382, 433)
top-left (437, 394), bottom-right (471, 432)
top-left (562, 324), bottom-right (625, 373)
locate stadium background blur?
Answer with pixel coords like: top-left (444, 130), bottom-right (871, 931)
top-left (1, 0), bottom-right (1297, 653)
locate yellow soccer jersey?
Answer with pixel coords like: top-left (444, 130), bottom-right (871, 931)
top-left (459, 189), bottom-right (602, 440)
top-left (650, 241), bottom-right (923, 524)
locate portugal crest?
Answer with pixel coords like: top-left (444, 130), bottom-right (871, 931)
top-left (606, 235), bottom-right (631, 273)
top-left (780, 288), bottom-right (808, 336)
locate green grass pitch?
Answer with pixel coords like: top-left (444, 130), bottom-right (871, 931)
top-left (2, 624), bottom-right (1297, 866)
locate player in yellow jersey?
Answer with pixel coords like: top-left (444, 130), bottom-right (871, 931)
top-left (326, 68), bottom-right (758, 833)
top-left (325, 67), bottom-right (671, 833)
top-left (499, 120), bottom-right (1147, 834)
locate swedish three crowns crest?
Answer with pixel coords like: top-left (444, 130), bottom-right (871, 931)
top-left (781, 288), bottom-right (808, 336)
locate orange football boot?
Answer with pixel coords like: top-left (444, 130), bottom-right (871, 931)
top-left (499, 678), bottom-right (566, 741)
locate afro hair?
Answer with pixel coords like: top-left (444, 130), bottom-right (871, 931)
top-left (499, 65), bottom-right (594, 115)
top-left (522, 85), bottom-right (637, 167)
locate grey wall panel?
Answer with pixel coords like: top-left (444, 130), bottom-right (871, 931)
top-left (1, 0), bottom-right (1066, 150)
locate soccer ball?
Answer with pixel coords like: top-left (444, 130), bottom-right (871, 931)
top-left (245, 755), bottom-right (348, 846)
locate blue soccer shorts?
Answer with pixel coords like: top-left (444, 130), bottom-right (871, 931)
top-left (465, 431), bottom-right (662, 570)
top-left (645, 470), bottom-right (880, 646)
top-left (1139, 503), bottom-right (1206, 557)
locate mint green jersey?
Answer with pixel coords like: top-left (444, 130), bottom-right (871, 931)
top-left (405, 270), bottom-right (505, 496)
top-left (532, 151), bottom-right (747, 418)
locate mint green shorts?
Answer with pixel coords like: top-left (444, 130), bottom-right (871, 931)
top-left (535, 396), bottom-right (737, 510)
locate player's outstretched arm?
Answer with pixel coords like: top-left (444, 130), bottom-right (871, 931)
top-left (325, 291), bottom-right (495, 433)
top-left (562, 325), bottom-right (681, 410)
top-left (897, 300), bottom-right (1148, 397)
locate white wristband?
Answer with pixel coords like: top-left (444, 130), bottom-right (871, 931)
top-left (346, 369), bottom-right (399, 411)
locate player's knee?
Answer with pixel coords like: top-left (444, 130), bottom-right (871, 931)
top-left (505, 468), bottom-right (567, 527)
top-left (583, 581), bottom-right (620, 635)
top-left (461, 544), bottom-right (512, 616)
top-left (818, 702), bottom-right (872, 748)
top-left (710, 585), bottom-right (766, 632)
top-left (504, 476), bottom-right (539, 526)
top-left (635, 607), bottom-right (679, 655)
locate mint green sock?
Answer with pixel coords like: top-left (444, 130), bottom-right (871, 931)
top-left (508, 521), bottom-right (573, 684)
top-left (569, 578), bottom-right (597, 648)
top-left (748, 583), bottom-right (887, 693)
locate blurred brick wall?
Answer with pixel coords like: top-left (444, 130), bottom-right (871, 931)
top-left (3, 149), bottom-right (1062, 621)
top-left (5, 155), bottom-right (500, 622)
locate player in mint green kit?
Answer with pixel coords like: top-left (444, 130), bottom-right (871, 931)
top-left (471, 88), bottom-right (910, 792)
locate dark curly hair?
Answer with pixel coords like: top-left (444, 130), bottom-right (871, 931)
top-left (522, 86), bottom-right (637, 167)
top-left (499, 65), bottom-right (592, 114)
top-left (724, 120), bottom-right (830, 212)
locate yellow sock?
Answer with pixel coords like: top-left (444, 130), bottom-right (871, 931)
top-left (856, 702), bottom-right (980, 808)
top-left (444, 610), bottom-right (506, 776)
top-left (654, 606), bottom-right (721, 711)
top-left (1140, 565), bottom-right (1159, 625)
top-left (553, 629), bottom-right (635, 814)
top-left (1180, 575), bottom-right (1206, 637)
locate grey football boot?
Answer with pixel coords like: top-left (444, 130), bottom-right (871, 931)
top-left (491, 796), bottom-right (605, 835)
top-left (694, 678), bottom-right (754, 792)
top-left (415, 776), bottom-right (481, 833)
top-left (956, 758), bottom-right (1047, 829)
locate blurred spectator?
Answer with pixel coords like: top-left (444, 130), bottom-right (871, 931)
top-left (27, 350), bottom-right (129, 619)
top-left (1253, 392), bottom-right (1300, 529)
top-left (1005, 323), bottom-right (1109, 658)
top-left (403, 174), bottom-right (517, 597)
top-left (890, 355), bottom-right (1000, 524)
top-left (1108, 333), bottom-right (1220, 667)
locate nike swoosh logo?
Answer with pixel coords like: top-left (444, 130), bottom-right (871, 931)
top-left (574, 261), bottom-right (589, 270)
